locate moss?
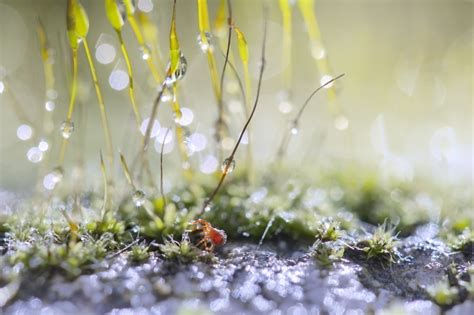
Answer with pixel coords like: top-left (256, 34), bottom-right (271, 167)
top-left (311, 240), bottom-right (345, 266)
top-left (7, 232), bottom-right (116, 278)
top-left (157, 236), bottom-right (213, 264)
top-left (427, 277), bottom-right (460, 307)
top-left (447, 228), bottom-right (473, 261)
top-left (85, 217), bottom-right (126, 239)
top-left (129, 242), bottom-right (150, 263)
top-left (348, 223), bottom-right (399, 264)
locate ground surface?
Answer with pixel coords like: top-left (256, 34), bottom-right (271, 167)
top-left (0, 171), bottom-right (472, 314)
top-left (3, 235), bottom-right (473, 315)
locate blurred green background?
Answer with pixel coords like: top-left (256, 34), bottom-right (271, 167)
top-left (0, 0), bottom-right (472, 191)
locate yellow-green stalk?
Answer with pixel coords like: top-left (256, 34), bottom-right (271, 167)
top-left (297, 0), bottom-right (341, 115)
top-left (167, 0), bottom-right (191, 175)
top-left (83, 37), bottom-right (114, 166)
top-left (123, 0), bottom-right (163, 84)
top-left (197, 0), bottom-right (221, 106)
top-left (136, 11), bottom-right (166, 76)
top-left (99, 151), bottom-right (109, 220)
top-left (198, 0), bottom-right (230, 163)
top-left (279, 0), bottom-right (292, 93)
top-left (105, 0), bottom-right (142, 127)
top-left (59, 0), bottom-right (87, 166)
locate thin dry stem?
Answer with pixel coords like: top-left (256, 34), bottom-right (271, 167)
top-left (201, 7), bottom-right (268, 214)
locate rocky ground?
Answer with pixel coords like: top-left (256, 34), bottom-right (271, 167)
top-left (3, 233), bottom-right (473, 315)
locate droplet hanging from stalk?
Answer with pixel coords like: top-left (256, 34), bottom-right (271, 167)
top-left (60, 121), bottom-right (74, 139)
top-left (221, 158), bottom-right (235, 174)
top-left (132, 189), bottom-right (146, 207)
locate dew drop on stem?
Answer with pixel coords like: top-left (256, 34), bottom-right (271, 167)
top-left (60, 121), bottom-right (74, 139)
top-left (132, 189), bottom-right (146, 207)
top-left (221, 158), bottom-right (235, 174)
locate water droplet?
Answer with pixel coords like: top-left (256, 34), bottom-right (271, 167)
top-left (320, 74), bottom-right (334, 88)
top-left (290, 121), bottom-right (299, 135)
top-left (27, 147), bottom-right (43, 163)
top-left (160, 89), bottom-right (172, 102)
top-left (334, 115), bottom-right (349, 130)
top-left (38, 140), bottom-right (49, 152)
top-left (197, 32), bottom-right (213, 52)
top-left (165, 53), bottom-right (187, 87)
top-left (139, 46), bottom-right (150, 60)
top-left (173, 109), bottom-right (183, 123)
top-left (204, 201), bottom-right (213, 212)
top-left (60, 121), bottom-right (74, 139)
top-left (17, 124), bottom-right (33, 140)
top-left (221, 158), bottom-right (235, 174)
top-left (176, 107), bottom-right (194, 126)
top-left (132, 190), bottom-right (146, 207)
top-left (45, 101), bottom-right (55, 112)
top-left (0, 81), bottom-right (4, 94)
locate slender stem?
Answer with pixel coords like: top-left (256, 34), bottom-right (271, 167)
top-left (143, 83), bottom-right (166, 153)
top-left (129, 15), bottom-right (163, 84)
top-left (131, 81), bottom-right (166, 175)
top-left (83, 38), bottom-right (114, 167)
top-left (276, 73), bottom-right (345, 161)
top-left (294, 73), bottom-right (345, 123)
top-left (99, 151), bottom-right (109, 221)
top-left (59, 48), bottom-right (79, 165)
top-left (214, 0), bottom-right (233, 160)
top-left (201, 7), bottom-right (268, 214)
top-left (116, 30), bottom-right (142, 127)
top-left (160, 128), bottom-right (170, 211)
top-left (66, 49), bottom-right (79, 120)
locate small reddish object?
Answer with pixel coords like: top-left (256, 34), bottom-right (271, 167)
top-left (187, 219), bottom-right (227, 252)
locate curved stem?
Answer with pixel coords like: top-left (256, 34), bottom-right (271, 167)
top-left (201, 8), bottom-right (268, 213)
top-left (83, 38), bottom-right (114, 167)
